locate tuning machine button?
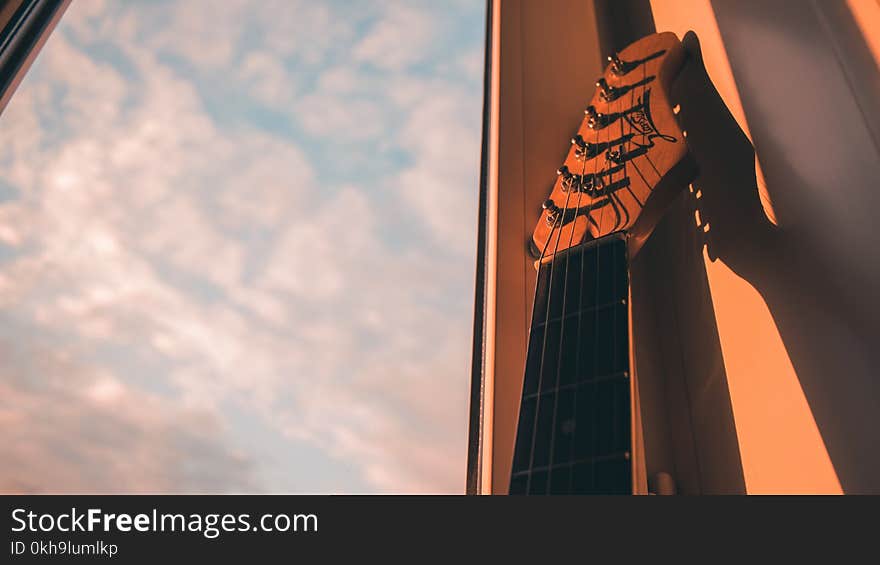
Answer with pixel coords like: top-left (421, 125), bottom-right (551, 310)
top-left (596, 78), bottom-right (620, 102)
top-left (542, 198), bottom-right (562, 225)
top-left (585, 105), bottom-right (609, 129)
top-left (556, 165), bottom-right (574, 192)
top-left (571, 134), bottom-right (598, 159)
top-left (585, 105), bottom-right (607, 130)
top-left (557, 165), bottom-right (599, 194)
top-left (608, 53), bottom-right (631, 76)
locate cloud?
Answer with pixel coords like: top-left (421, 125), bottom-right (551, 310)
top-left (390, 76), bottom-right (483, 255)
top-left (353, 3), bottom-right (435, 71)
top-left (238, 51), bottom-right (300, 107)
top-left (0, 0), bottom-right (483, 494)
top-left (294, 93), bottom-right (387, 141)
top-left (0, 338), bottom-right (255, 493)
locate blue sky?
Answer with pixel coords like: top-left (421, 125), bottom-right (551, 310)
top-left (0, 0), bottom-right (484, 493)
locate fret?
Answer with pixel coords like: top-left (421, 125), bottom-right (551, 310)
top-left (521, 370), bottom-right (629, 401)
top-left (523, 302), bottom-right (628, 395)
top-left (531, 299), bottom-right (624, 329)
top-left (509, 453), bottom-right (632, 495)
top-left (510, 379), bottom-right (631, 472)
top-left (511, 452), bottom-right (631, 477)
top-left (531, 236), bottom-right (627, 319)
top-left (510, 235), bottom-right (631, 495)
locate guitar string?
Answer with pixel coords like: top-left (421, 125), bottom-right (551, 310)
top-left (587, 69), bottom-right (615, 492)
top-left (548, 61), bottom-right (642, 492)
top-left (522, 125), bottom-right (578, 493)
top-left (522, 44), bottom-right (614, 493)
top-left (543, 54), bottom-right (636, 492)
top-left (546, 52), bottom-right (649, 492)
top-left (564, 60), bottom-right (601, 493)
top-left (511, 189), bottom-right (561, 492)
top-left (541, 80), bottom-right (598, 492)
top-left (586, 49), bottom-right (641, 491)
top-left (603, 49), bottom-right (654, 488)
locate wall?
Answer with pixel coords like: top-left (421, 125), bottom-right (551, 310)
top-left (480, 0), bottom-right (879, 494)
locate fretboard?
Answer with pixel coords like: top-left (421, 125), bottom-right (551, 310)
top-left (509, 234), bottom-right (631, 494)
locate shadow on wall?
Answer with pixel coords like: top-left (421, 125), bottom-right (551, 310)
top-left (598, 0), bottom-right (747, 494)
top-left (677, 16), bottom-right (880, 493)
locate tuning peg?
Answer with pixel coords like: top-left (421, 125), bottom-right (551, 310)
top-left (571, 134), bottom-right (598, 159)
top-left (557, 166), bottom-right (598, 194)
top-left (556, 166), bottom-right (575, 192)
top-left (596, 78), bottom-right (619, 102)
top-left (608, 53), bottom-right (629, 76)
top-left (585, 105), bottom-right (605, 130)
top-left (542, 199), bottom-right (560, 213)
top-left (543, 199), bottom-right (561, 226)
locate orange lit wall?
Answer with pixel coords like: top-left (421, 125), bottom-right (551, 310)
top-left (649, 0), bottom-right (842, 494)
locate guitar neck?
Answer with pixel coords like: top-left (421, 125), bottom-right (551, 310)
top-left (510, 234), bottom-right (632, 494)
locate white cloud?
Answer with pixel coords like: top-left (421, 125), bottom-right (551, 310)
top-left (294, 93), bottom-right (387, 140)
top-left (315, 66), bottom-right (361, 94)
top-left (0, 0), bottom-right (482, 494)
top-left (238, 51), bottom-right (299, 107)
top-left (353, 3), bottom-right (435, 71)
top-left (148, 1), bottom-right (249, 68)
top-left (0, 344), bottom-right (255, 493)
top-left (456, 48), bottom-right (485, 82)
top-left (393, 79), bottom-right (482, 254)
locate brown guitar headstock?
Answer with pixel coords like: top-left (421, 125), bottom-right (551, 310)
top-left (532, 32), bottom-right (697, 262)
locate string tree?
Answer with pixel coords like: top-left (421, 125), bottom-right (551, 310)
top-left (606, 144), bottom-right (626, 165)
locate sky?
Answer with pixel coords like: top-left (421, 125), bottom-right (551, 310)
top-left (0, 0), bottom-right (484, 493)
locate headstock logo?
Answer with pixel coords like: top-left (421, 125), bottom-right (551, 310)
top-left (624, 89), bottom-right (676, 147)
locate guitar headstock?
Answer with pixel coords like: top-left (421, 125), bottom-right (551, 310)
top-left (531, 32), bottom-right (697, 262)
